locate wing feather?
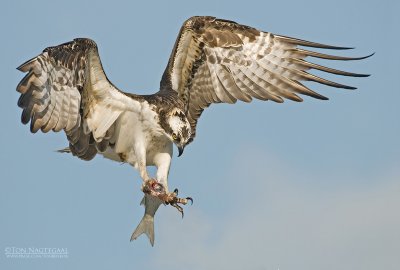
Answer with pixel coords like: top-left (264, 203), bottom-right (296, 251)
top-left (207, 61), bottom-right (236, 103)
top-left (218, 65), bottom-right (252, 102)
top-left (160, 16), bottom-right (371, 143)
top-left (17, 38), bottom-right (139, 159)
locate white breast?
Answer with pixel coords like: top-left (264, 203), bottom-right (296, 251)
top-left (100, 101), bottom-right (171, 167)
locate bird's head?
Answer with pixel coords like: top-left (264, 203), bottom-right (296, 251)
top-left (161, 108), bottom-right (191, 156)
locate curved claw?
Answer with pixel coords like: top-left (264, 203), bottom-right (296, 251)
top-left (186, 197), bottom-right (193, 205)
top-left (171, 203), bottom-right (184, 218)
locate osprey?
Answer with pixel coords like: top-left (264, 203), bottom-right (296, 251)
top-left (16, 16), bottom-right (371, 246)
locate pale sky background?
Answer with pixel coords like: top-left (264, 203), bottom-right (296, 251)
top-left (1, 0), bottom-right (399, 269)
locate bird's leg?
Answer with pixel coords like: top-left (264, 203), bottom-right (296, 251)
top-left (136, 153), bottom-right (151, 182)
top-left (140, 151), bottom-right (193, 217)
top-left (137, 148), bottom-right (193, 217)
top-left (141, 180), bottom-right (193, 218)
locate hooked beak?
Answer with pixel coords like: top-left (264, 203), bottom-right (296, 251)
top-left (177, 145), bottom-right (185, 157)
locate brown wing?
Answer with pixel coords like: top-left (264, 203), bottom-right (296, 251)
top-left (160, 16), bottom-right (371, 143)
top-left (17, 38), bottom-right (139, 160)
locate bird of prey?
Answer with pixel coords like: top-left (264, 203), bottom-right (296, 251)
top-left (16, 16), bottom-right (371, 246)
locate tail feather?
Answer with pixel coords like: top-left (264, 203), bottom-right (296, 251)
top-left (130, 214), bottom-right (155, 246)
top-left (56, 147), bottom-right (71, 153)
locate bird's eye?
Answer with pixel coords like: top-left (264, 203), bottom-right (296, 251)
top-left (172, 133), bottom-right (178, 140)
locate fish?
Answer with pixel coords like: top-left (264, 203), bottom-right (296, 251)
top-left (130, 179), bottom-right (192, 246)
top-left (130, 194), bottom-right (163, 246)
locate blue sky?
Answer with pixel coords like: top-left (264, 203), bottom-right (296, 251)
top-left (1, 0), bottom-right (399, 269)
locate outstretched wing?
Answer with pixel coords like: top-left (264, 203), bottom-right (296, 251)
top-left (17, 38), bottom-right (139, 160)
top-left (160, 16), bottom-right (371, 143)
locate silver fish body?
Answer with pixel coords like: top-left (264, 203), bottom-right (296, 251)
top-left (130, 194), bottom-right (163, 246)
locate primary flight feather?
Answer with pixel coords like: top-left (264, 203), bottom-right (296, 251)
top-left (16, 16), bottom-right (371, 246)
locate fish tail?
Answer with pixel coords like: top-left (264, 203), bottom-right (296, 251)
top-left (130, 214), bottom-right (155, 246)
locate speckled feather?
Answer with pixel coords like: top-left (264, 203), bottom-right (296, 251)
top-left (17, 16), bottom-right (371, 152)
top-left (160, 16), bottom-right (371, 143)
top-left (16, 16), bottom-right (371, 246)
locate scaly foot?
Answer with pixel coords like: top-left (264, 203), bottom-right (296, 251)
top-left (141, 179), bottom-right (193, 217)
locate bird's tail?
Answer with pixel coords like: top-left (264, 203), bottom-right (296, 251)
top-left (130, 214), bottom-right (155, 246)
top-left (56, 147), bottom-right (71, 153)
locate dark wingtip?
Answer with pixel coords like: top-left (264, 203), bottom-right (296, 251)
top-left (345, 51), bottom-right (375, 59)
top-left (20, 111), bottom-right (30, 125)
top-left (332, 46), bottom-right (355, 50)
top-left (352, 52), bottom-right (375, 60)
top-left (357, 73), bottom-right (371, 78)
top-left (16, 57), bottom-right (36, 72)
top-left (320, 44), bottom-right (354, 50)
top-left (355, 52), bottom-right (374, 78)
top-left (319, 96), bottom-right (329, 101)
top-left (276, 35), bottom-right (356, 50)
top-left (16, 63), bottom-right (26, 72)
top-left (365, 52), bottom-right (375, 58)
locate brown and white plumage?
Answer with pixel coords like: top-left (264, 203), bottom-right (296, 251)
top-left (16, 38), bottom-right (142, 160)
top-left (160, 16), bottom-right (371, 142)
top-left (16, 16), bottom-right (371, 246)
